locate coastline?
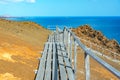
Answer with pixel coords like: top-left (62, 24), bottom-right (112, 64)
top-left (0, 18), bottom-right (119, 80)
top-left (1, 16), bottom-right (120, 43)
top-left (72, 24), bottom-right (120, 60)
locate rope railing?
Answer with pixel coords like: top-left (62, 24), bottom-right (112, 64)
top-left (59, 27), bottom-right (120, 80)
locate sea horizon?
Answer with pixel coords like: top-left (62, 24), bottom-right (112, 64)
top-left (1, 16), bottom-right (120, 44)
top-left (0, 0), bottom-right (120, 79)
top-left (1, 16), bottom-right (120, 17)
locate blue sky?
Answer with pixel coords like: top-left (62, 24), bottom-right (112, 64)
top-left (0, 0), bottom-right (120, 16)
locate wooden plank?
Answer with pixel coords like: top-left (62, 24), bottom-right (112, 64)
top-left (56, 33), bottom-right (58, 42)
top-left (70, 35), bottom-right (72, 63)
top-left (60, 32), bottom-right (62, 42)
top-left (53, 34), bottom-right (55, 42)
top-left (60, 43), bottom-right (75, 80)
top-left (48, 35), bottom-right (50, 42)
top-left (52, 35), bottom-right (54, 42)
top-left (48, 35), bottom-right (52, 42)
top-left (63, 29), bottom-right (66, 46)
top-left (63, 29), bottom-right (65, 43)
top-left (51, 35), bottom-right (53, 42)
top-left (60, 32), bottom-right (63, 42)
top-left (68, 32), bottom-right (70, 58)
top-left (52, 43), bottom-right (58, 80)
top-left (65, 29), bottom-right (67, 47)
top-left (53, 35), bottom-right (55, 42)
top-left (44, 43), bottom-right (52, 80)
top-left (35, 43), bottom-right (48, 80)
top-left (57, 43), bottom-right (67, 80)
top-left (54, 33), bottom-right (56, 42)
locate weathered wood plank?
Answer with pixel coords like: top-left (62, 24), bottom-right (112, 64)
top-left (48, 35), bottom-right (50, 42)
top-left (68, 32), bottom-right (70, 58)
top-left (52, 35), bottom-right (54, 42)
top-left (70, 35), bottom-right (72, 63)
top-left (44, 43), bottom-right (52, 80)
top-left (54, 33), bottom-right (56, 42)
top-left (60, 43), bottom-right (75, 80)
top-left (52, 43), bottom-right (58, 80)
top-left (57, 43), bottom-right (67, 80)
top-left (60, 33), bottom-right (63, 42)
top-left (48, 35), bottom-right (52, 42)
top-left (35, 43), bottom-right (48, 80)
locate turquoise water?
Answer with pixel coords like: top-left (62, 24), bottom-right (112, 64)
top-left (3, 16), bottom-right (120, 43)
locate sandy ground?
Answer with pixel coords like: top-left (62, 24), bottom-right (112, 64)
top-left (0, 19), bottom-right (51, 80)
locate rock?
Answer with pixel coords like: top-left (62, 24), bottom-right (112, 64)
top-left (72, 24), bottom-right (120, 55)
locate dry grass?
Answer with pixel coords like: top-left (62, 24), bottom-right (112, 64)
top-left (0, 19), bottom-right (51, 80)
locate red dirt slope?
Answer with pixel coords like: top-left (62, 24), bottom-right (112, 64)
top-left (0, 19), bottom-right (51, 80)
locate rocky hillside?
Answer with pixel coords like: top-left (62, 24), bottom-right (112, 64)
top-left (72, 25), bottom-right (120, 80)
top-left (0, 19), bottom-right (51, 80)
top-left (72, 25), bottom-right (120, 59)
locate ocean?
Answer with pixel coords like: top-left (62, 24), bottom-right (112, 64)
top-left (3, 16), bottom-right (120, 43)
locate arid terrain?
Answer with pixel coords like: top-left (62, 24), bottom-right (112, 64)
top-left (0, 19), bottom-right (51, 80)
top-left (0, 19), bottom-right (119, 80)
top-left (72, 25), bottom-right (120, 80)
top-left (72, 25), bottom-right (120, 54)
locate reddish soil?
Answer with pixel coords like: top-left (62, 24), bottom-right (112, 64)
top-left (0, 19), bottom-right (51, 80)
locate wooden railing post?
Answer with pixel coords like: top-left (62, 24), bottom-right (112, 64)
top-left (64, 27), bottom-right (120, 79)
top-left (66, 29), bottom-right (68, 47)
top-left (64, 28), bottom-right (67, 47)
top-left (63, 29), bottom-right (65, 44)
top-left (57, 31), bottom-right (59, 42)
top-left (54, 30), bottom-right (57, 42)
top-left (58, 31), bottom-right (60, 42)
top-left (70, 34), bottom-right (72, 63)
top-left (74, 39), bottom-right (77, 80)
top-left (85, 52), bottom-right (90, 80)
top-left (68, 31), bottom-right (70, 59)
top-left (56, 26), bottom-right (58, 42)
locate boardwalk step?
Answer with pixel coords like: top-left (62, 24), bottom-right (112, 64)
top-left (35, 31), bottom-right (74, 80)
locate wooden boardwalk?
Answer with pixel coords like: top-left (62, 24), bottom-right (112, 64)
top-left (35, 27), bottom-right (120, 80)
top-left (35, 30), bottom-right (74, 80)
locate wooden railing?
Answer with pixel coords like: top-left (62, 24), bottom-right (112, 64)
top-left (78, 37), bottom-right (120, 61)
top-left (57, 27), bottom-right (120, 80)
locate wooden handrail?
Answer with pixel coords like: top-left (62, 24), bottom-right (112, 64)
top-left (59, 27), bottom-right (120, 80)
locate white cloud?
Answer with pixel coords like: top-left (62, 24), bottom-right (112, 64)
top-left (0, 0), bottom-right (36, 4)
top-left (26, 0), bottom-right (36, 3)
